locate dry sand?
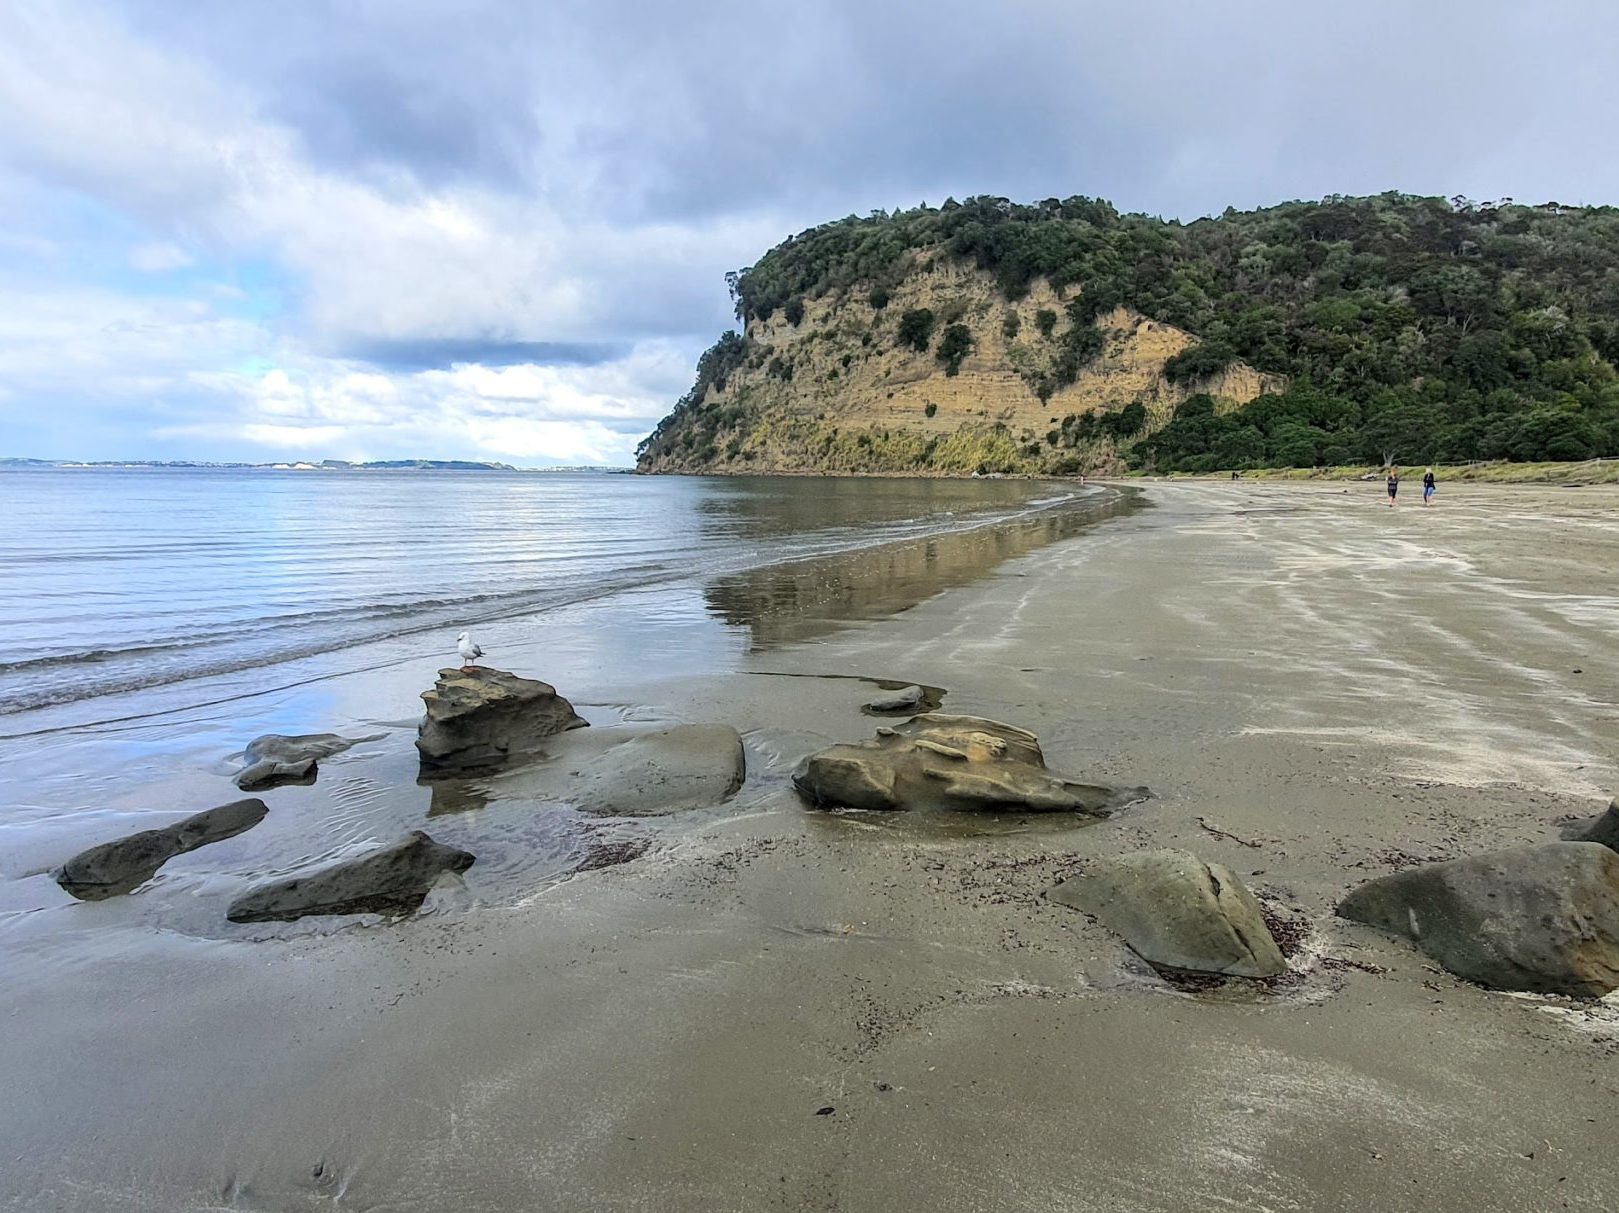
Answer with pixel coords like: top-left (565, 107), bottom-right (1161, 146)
top-left (3, 480), bottom-right (1618, 1212)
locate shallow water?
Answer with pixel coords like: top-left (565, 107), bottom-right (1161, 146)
top-left (1, 469), bottom-right (1093, 715)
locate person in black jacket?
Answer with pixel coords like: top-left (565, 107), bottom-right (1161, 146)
top-left (1386, 468), bottom-right (1399, 506)
top-left (1423, 467), bottom-right (1436, 505)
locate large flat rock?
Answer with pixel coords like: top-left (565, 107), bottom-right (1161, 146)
top-left (55, 799), bottom-right (269, 900)
top-left (1049, 849), bottom-right (1286, 978)
top-left (1337, 842), bottom-right (1619, 997)
top-left (417, 667), bottom-right (587, 776)
top-left (793, 713), bottom-right (1147, 815)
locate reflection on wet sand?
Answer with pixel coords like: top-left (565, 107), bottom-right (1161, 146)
top-left (704, 487), bottom-right (1138, 649)
top-left (690, 474), bottom-right (1070, 539)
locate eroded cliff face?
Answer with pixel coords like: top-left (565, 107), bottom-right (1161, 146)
top-left (638, 259), bottom-right (1282, 475)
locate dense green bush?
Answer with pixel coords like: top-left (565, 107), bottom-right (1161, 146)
top-left (783, 297), bottom-right (805, 326)
top-left (897, 308), bottom-right (936, 352)
top-left (936, 324), bottom-right (975, 375)
top-left (1162, 341), bottom-right (1236, 385)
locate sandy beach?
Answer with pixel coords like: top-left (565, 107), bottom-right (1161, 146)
top-left (4, 480), bottom-right (1618, 1212)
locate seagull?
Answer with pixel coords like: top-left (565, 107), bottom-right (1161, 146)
top-left (456, 631), bottom-right (484, 671)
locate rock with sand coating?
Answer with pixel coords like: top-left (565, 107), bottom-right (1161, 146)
top-left (1048, 849), bottom-right (1286, 978)
top-left (56, 799), bottom-right (269, 900)
top-left (793, 713), bottom-right (1146, 815)
top-left (226, 830), bottom-right (475, 923)
top-left (1337, 843), bottom-right (1619, 997)
top-left (1561, 798), bottom-right (1619, 852)
top-left (863, 685), bottom-right (925, 714)
top-left (568, 725), bottom-right (746, 816)
top-left (236, 732), bottom-right (375, 790)
top-left (416, 666), bottom-right (587, 776)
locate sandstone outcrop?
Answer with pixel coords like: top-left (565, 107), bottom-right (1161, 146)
top-left (1337, 843), bottom-right (1619, 997)
top-left (416, 667), bottom-right (587, 776)
top-left (55, 798), bottom-right (268, 900)
top-left (226, 830), bottom-right (475, 922)
top-left (638, 257), bottom-right (1282, 477)
top-left (793, 713), bottom-right (1146, 815)
top-left (1048, 849), bottom-right (1286, 979)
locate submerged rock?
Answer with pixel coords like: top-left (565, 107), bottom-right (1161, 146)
top-left (416, 667), bottom-right (587, 776)
top-left (1337, 842), bottom-right (1619, 997)
top-left (56, 799), bottom-right (269, 900)
top-left (1048, 849), bottom-right (1286, 979)
top-left (1561, 798), bottom-right (1619, 852)
top-left (236, 733), bottom-right (375, 790)
top-left (863, 685), bottom-right (925, 714)
top-left (569, 725), bottom-right (746, 816)
top-left (226, 830), bottom-right (475, 923)
top-left (793, 713), bottom-right (1147, 815)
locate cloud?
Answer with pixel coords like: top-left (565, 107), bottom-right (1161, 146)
top-left (128, 242), bottom-right (193, 272)
top-left (150, 340), bottom-right (692, 464)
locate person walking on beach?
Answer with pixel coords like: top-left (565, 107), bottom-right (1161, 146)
top-left (1386, 468), bottom-right (1399, 506)
top-left (1423, 467), bottom-right (1436, 505)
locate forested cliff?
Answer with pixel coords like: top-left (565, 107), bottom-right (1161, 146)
top-left (637, 193), bottom-right (1619, 474)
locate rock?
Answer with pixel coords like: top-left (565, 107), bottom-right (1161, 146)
top-left (226, 830), bottom-right (475, 923)
top-left (1048, 849), bottom-right (1286, 978)
top-left (1336, 843), bottom-right (1619, 997)
top-left (236, 733), bottom-right (375, 790)
top-left (568, 725), bottom-right (746, 816)
top-left (55, 799), bottom-right (269, 900)
top-left (793, 713), bottom-right (1147, 815)
top-left (416, 667), bottom-right (587, 776)
top-left (863, 685), bottom-right (925, 714)
top-left (1561, 798), bottom-right (1619, 852)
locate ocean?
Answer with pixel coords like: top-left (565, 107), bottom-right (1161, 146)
top-left (1, 468), bottom-right (1106, 720)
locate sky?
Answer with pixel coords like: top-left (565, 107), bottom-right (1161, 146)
top-left (2, 1), bottom-right (1618, 466)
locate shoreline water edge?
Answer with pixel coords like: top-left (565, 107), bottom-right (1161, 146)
top-left (2, 478), bottom-right (1618, 1212)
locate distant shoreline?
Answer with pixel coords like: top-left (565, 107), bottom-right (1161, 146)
top-left (0, 457), bottom-right (631, 473)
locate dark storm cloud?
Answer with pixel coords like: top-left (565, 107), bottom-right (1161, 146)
top-left (108, 0), bottom-right (1619, 230)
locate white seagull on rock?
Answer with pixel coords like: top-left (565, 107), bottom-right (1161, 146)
top-left (456, 631), bottom-right (484, 671)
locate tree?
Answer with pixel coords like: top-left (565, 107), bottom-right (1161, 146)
top-left (1361, 390), bottom-right (1444, 466)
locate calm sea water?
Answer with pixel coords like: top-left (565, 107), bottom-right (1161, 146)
top-left (2, 469), bottom-right (1090, 716)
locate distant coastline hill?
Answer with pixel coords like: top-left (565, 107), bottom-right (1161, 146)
top-left (636, 193), bottom-right (1619, 475)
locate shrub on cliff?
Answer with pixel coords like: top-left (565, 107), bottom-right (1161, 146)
top-left (1163, 341), bottom-right (1236, 385)
top-left (937, 324), bottom-right (974, 376)
top-left (897, 308), bottom-right (936, 352)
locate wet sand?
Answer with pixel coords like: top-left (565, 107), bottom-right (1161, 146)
top-left (3, 481), bottom-right (1618, 1212)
